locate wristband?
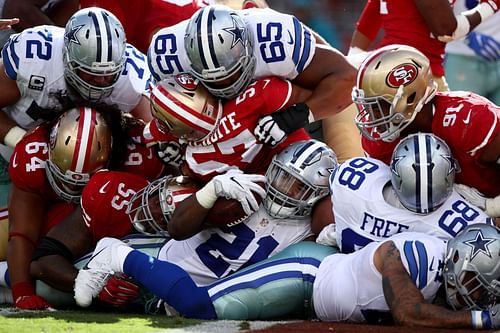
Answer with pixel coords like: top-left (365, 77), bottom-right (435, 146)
top-left (4, 126), bottom-right (26, 148)
top-left (12, 281), bottom-right (35, 303)
top-left (471, 310), bottom-right (493, 329)
top-left (195, 181), bottom-right (218, 209)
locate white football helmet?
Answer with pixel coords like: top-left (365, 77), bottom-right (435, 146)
top-left (390, 133), bottom-right (458, 214)
top-left (149, 73), bottom-right (223, 142)
top-left (127, 175), bottom-right (198, 237)
top-left (184, 5), bottom-right (256, 99)
top-left (444, 224), bottom-right (500, 310)
top-left (63, 7), bottom-right (126, 101)
top-left (265, 140), bottom-right (338, 219)
top-left (353, 45), bottom-right (437, 142)
top-left (46, 107), bottom-right (113, 203)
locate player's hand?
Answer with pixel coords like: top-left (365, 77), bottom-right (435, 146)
top-left (316, 224), bottom-right (338, 247)
top-left (466, 32), bottom-right (500, 61)
top-left (98, 275), bottom-right (140, 307)
top-left (454, 184), bottom-right (487, 209)
top-left (254, 115), bottom-right (287, 147)
top-left (0, 18), bottom-right (19, 31)
top-left (212, 170), bottom-right (266, 215)
top-left (15, 295), bottom-right (51, 310)
top-left (254, 103), bottom-right (311, 148)
top-left (156, 141), bottom-right (184, 167)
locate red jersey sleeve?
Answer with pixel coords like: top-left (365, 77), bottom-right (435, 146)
top-left (8, 125), bottom-right (52, 196)
top-left (356, 0), bottom-right (382, 41)
top-left (81, 170), bottom-right (149, 244)
top-left (257, 77), bottom-right (293, 116)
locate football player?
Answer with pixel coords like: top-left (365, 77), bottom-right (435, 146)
top-left (28, 140), bottom-right (337, 308)
top-left (7, 106), bottom-right (165, 310)
top-left (316, 133), bottom-right (496, 253)
top-left (0, 6), bottom-right (152, 152)
top-left (75, 219), bottom-right (500, 329)
top-left (147, 5), bottom-right (356, 148)
top-left (146, 73), bottom-right (311, 182)
top-left (353, 45), bottom-right (500, 216)
top-left (349, 0), bottom-right (500, 90)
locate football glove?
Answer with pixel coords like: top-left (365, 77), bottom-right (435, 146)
top-left (454, 184), bottom-right (500, 217)
top-left (196, 170), bottom-right (266, 215)
top-left (254, 103), bottom-right (311, 147)
top-left (12, 282), bottom-right (51, 310)
top-left (98, 274), bottom-right (140, 307)
top-left (156, 141), bottom-right (184, 167)
top-left (466, 31), bottom-right (500, 61)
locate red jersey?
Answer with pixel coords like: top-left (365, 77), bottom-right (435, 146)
top-left (8, 122), bottom-right (164, 200)
top-left (81, 170), bottom-right (148, 243)
top-left (9, 124), bottom-right (59, 200)
top-left (185, 77), bottom-right (310, 182)
top-left (363, 91), bottom-right (500, 197)
top-left (79, 0), bottom-right (201, 53)
top-left (356, 0), bottom-right (448, 76)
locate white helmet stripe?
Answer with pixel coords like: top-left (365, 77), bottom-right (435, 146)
top-left (199, 7), bottom-right (217, 69)
top-left (92, 11), bottom-right (111, 63)
top-left (75, 107), bottom-right (94, 172)
top-left (415, 133), bottom-right (431, 213)
top-left (152, 85), bottom-right (215, 132)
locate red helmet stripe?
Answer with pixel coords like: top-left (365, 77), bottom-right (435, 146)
top-left (71, 107), bottom-right (96, 172)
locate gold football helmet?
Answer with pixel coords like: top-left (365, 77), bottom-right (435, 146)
top-left (353, 45), bottom-right (437, 142)
top-left (149, 73), bottom-right (223, 142)
top-left (126, 175), bottom-right (199, 237)
top-left (45, 107), bottom-right (113, 203)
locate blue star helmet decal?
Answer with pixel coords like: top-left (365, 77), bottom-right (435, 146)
top-left (65, 24), bottom-right (84, 45)
top-left (464, 230), bottom-right (496, 260)
top-left (222, 15), bottom-right (245, 49)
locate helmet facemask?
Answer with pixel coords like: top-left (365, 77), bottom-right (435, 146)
top-left (126, 176), bottom-right (198, 237)
top-left (353, 45), bottom-right (437, 142)
top-left (264, 140), bottom-right (337, 219)
top-left (444, 225), bottom-right (500, 310)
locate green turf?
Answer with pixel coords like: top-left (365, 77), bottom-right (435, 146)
top-left (0, 308), bottom-right (202, 333)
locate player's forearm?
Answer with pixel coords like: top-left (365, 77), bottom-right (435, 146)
top-left (168, 194), bottom-right (208, 240)
top-left (3, 1), bottom-right (54, 32)
top-left (30, 256), bottom-right (78, 293)
top-left (305, 70), bottom-right (356, 121)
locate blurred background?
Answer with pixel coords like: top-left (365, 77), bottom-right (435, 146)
top-left (266, 1), bottom-right (365, 53)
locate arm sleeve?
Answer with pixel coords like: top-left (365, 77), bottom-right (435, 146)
top-left (356, 0), bottom-right (382, 41)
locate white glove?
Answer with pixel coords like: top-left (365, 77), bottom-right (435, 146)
top-left (454, 184), bottom-right (500, 217)
top-left (156, 141), bottom-right (183, 167)
top-left (316, 224), bottom-right (338, 247)
top-left (196, 170), bottom-right (266, 216)
top-left (254, 115), bottom-right (287, 148)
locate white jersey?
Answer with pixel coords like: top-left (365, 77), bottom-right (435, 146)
top-left (330, 157), bottom-right (494, 253)
top-left (1, 25), bottom-right (151, 129)
top-left (148, 7), bottom-right (315, 81)
top-left (313, 232), bottom-right (445, 323)
top-left (158, 205), bottom-right (313, 285)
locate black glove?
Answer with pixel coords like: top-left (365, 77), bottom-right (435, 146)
top-left (156, 141), bottom-right (184, 167)
top-left (254, 103), bottom-right (310, 147)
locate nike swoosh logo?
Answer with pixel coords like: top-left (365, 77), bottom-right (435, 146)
top-left (11, 153), bottom-right (18, 168)
top-left (287, 30), bottom-right (293, 45)
top-left (99, 181), bottom-right (111, 194)
top-left (230, 176), bottom-right (244, 189)
top-left (84, 247), bottom-right (106, 270)
top-left (463, 110), bottom-right (472, 124)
